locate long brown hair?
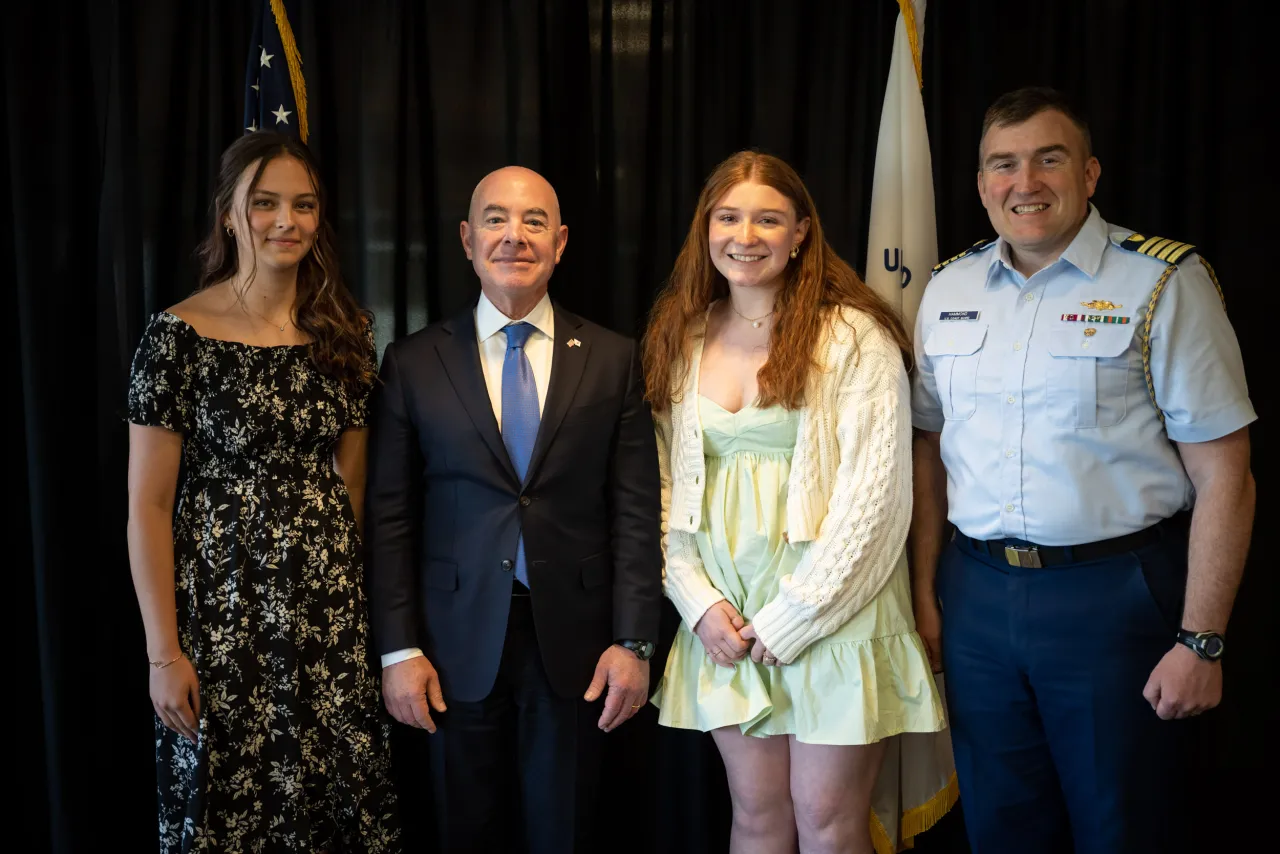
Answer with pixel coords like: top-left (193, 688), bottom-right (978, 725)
top-left (196, 131), bottom-right (373, 390)
top-left (643, 151), bottom-right (911, 412)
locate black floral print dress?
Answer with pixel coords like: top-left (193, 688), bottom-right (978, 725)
top-left (128, 312), bottom-right (399, 853)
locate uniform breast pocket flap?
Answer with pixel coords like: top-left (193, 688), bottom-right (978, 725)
top-left (1046, 326), bottom-right (1136, 429)
top-left (1046, 325), bottom-right (1134, 359)
top-left (923, 323), bottom-right (988, 421)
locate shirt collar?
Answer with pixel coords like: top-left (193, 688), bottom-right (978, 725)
top-left (1058, 205), bottom-right (1108, 278)
top-left (985, 204), bottom-right (1108, 287)
top-left (475, 290), bottom-right (555, 342)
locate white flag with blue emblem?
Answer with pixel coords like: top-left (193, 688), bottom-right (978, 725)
top-left (865, 5), bottom-right (960, 852)
top-left (865, 0), bottom-right (937, 340)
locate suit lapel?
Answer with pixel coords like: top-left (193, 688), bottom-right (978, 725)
top-left (525, 303), bottom-right (589, 486)
top-left (436, 307), bottom-right (519, 485)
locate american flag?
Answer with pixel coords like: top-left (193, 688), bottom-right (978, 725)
top-left (243, 0), bottom-right (308, 142)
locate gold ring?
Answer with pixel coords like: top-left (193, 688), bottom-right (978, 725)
top-left (631, 703), bottom-right (642, 709)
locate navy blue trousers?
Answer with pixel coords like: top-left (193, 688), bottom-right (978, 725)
top-left (938, 529), bottom-right (1193, 854)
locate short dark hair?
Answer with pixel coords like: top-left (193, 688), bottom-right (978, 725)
top-left (979, 87), bottom-right (1092, 166)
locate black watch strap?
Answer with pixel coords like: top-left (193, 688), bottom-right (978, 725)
top-left (1176, 629), bottom-right (1225, 662)
top-left (616, 639), bottom-right (655, 661)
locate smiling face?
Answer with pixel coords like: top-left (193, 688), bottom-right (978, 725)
top-left (707, 180), bottom-right (809, 291)
top-left (977, 108), bottom-right (1100, 269)
top-left (460, 166), bottom-right (568, 306)
top-left (225, 155), bottom-right (319, 273)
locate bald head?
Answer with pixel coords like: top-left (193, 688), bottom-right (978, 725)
top-left (468, 166), bottom-right (562, 227)
top-left (461, 165), bottom-right (569, 316)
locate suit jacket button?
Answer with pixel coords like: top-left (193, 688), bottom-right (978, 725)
top-left (501, 559), bottom-right (514, 571)
top-left (519, 496), bottom-right (532, 507)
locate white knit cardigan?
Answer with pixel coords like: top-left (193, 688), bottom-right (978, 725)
top-left (655, 306), bottom-right (914, 664)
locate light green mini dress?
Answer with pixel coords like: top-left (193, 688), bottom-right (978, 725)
top-left (651, 397), bottom-right (944, 745)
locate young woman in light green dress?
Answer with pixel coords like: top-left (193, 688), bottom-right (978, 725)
top-left (643, 151), bottom-right (947, 854)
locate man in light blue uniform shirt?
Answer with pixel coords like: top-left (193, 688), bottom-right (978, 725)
top-left (910, 87), bottom-right (1256, 854)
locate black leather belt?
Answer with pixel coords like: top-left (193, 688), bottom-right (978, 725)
top-left (959, 524), bottom-right (1165, 568)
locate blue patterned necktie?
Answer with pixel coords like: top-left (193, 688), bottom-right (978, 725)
top-left (501, 322), bottom-right (540, 587)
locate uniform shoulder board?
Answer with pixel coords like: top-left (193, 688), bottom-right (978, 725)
top-left (1128, 232), bottom-right (1222, 429)
top-left (1117, 233), bottom-right (1198, 265)
top-left (932, 238), bottom-right (995, 274)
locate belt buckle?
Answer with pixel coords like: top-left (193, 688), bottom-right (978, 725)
top-left (1004, 545), bottom-right (1043, 568)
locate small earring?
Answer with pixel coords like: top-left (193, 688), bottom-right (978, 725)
top-left (790, 245), bottom-right (799, 259)
top-left (225, 225), bottom-right (234, 236)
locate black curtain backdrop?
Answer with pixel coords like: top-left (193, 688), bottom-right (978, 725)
top-left (8, 1), bottom-right (1271, 852)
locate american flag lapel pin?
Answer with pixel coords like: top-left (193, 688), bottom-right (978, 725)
top-left (567, 338), bottom-right (582, 348)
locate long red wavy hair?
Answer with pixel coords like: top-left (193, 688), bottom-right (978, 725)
top-left (643, 151), bottom-right (911, 412)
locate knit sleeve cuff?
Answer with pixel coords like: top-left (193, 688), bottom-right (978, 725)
top-left (748, 597), bottom-right (820, 664)
top-left (664, 557), bottom-right (726, 630)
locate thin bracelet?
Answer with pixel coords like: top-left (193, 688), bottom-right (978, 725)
top-left (149, 653), bottom-right (184, 670)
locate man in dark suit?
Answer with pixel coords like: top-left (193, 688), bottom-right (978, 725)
top-left (365, 166), bottom-right (662, 853)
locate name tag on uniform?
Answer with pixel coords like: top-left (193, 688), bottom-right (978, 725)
top-left (939, 310), bottom-right (981, 321)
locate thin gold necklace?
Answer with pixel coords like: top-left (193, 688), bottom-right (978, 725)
top-left (729, 302), bottom-right (773, 329)
top-left (251, 304), bottom-right (291, 332)
top-left (259, 313), bottom-right (289, 332)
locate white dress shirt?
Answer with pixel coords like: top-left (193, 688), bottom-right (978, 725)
top-left (382, 291), bottom-right (556, 668)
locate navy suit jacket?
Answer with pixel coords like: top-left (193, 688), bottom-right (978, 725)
top-left (365, 300), bottom-right (662, 702)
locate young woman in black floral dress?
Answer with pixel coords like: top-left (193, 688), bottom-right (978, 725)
top-left (126, 132), bottom-right (399, 852)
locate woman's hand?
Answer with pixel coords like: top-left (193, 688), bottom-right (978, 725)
top-left (913, 594), bottom-right (944, 673)
top-left (151, 655), bottom-right (201, 744)
top-left (741, 624), bottom-right (781, 666)
top-left (693, 601), bottom-right (750, 668)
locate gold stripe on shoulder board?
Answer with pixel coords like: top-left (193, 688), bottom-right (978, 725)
top-left (932, 238), bottom-right (994, 274)
top-left (1120, 232), bottom-right (1197, 266)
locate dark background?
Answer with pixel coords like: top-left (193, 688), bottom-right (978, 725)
top-left (7, 1), bottom-right (1270, 851)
